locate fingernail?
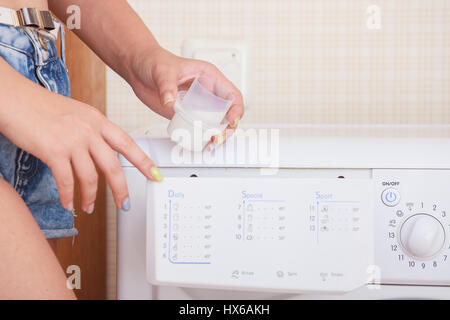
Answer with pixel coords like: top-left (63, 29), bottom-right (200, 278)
top-left (163, 92), bottom-right (174, 106)
top-left (86, 203), bottom-right (95, 214)
top-left (67, 202), bottom-right (73, 211)
top-left (151, 167), bottom-right (164, 182)
top-left (230, 118), bottom-right (239, 128)
top-left (215, 134), bottom-right (226, 146)
top-left (122, 198), bottom-right (131, 212)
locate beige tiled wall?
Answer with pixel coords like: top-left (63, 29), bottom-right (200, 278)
top-left (108, 0), bottom-right (450, 132)
top-left (106, 0), bottom-right (450, 298)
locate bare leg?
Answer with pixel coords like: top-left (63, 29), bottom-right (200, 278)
top-left (0, 179), bottom-right (76, 299)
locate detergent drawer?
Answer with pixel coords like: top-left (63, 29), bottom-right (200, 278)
top-left (147, 177), bottom-right (374, 293)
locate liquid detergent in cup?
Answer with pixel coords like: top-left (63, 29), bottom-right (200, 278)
top-left (167, 76), bottom-right (234, 151)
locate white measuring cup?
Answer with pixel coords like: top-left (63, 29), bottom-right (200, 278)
top-left (167, 76), bottom-right (234, 151)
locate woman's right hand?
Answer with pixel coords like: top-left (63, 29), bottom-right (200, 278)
top-left (0, 60), bottom-right (162, 213)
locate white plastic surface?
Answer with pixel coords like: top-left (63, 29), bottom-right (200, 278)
top-left (147, 177), bottom-right (374, 293)
top-left (117, 167), bottom-right (153, 300)
top-left (117, 135), bottom-right (450, 300)
top-left (374, 169), bottom-right (450, 285)
top-left (119, 127), bottom-right (450, 169)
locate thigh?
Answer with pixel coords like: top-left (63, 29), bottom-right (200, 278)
top-left (0, 179), bottom-right (75, 299)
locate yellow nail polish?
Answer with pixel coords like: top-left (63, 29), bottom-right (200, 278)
top-left (163, 97), bottom-right (173, 106)
top-left (151, 167), bottom-right (164, 182)
top-left (163, 92), bottom-right (174, 106)
top-left (215, 134), bottom-right (225, 145)
top-left (231, 118), bottom-right (239, 128)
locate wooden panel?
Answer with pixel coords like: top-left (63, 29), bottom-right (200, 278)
top-left (54, 28), bottom-right (107, 300)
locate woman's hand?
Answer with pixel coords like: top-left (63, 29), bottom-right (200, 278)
top-left (127, 46), bottom-right (245, 147)
top-left (6, 96), bottom-right (162, 213)
top-left (0, 59), bottom-right (162, 213)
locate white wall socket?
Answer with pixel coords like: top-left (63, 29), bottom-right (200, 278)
top-left (181, 39), bottom-right (250, 109)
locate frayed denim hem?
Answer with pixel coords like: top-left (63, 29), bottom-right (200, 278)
top-left (42, 228), bottom-right (78, 239)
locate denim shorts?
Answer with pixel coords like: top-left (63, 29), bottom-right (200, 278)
top-left (0, 24), bottom-right (78, 239)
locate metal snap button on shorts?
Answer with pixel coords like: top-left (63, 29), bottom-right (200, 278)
top-left (0, 23), bottom-right (78, 239)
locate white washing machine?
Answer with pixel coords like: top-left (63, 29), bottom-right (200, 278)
top-left (117, 126), bottom-right (450, 299)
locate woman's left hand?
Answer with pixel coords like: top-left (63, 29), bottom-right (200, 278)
top-left (127, 46), bottom-right (245, 147)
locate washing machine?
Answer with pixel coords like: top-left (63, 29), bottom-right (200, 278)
top-left (117, 126), bottom-right (450, 299)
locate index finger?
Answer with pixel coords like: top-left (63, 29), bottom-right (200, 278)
top-left (101, 123), bottom-right (163, 182)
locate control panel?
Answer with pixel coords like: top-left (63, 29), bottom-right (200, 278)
top-left (147, 171), bottom-right (450, 292)
top-left (374, 170), bottom-right (450, 285)
top-left (147, 178), bottom-right (374, 293)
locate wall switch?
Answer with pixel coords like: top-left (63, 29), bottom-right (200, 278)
top-left (182, 39), bottom-right (250, 108)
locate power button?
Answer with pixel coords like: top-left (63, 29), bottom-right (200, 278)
top-left (381, 188), bottom-right (400, 207)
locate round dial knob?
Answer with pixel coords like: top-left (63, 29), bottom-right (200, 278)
top-left (400, 214), bottom-right (446, 260)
